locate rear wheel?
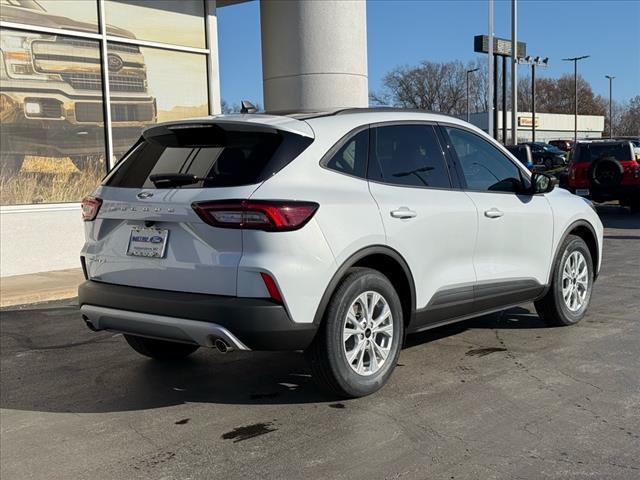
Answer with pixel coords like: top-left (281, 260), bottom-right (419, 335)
top-left (535, 235), bottom-right (593, 326)
top-left (306, 268), bottom-right (404, 398)
top-left (124, 334), bottom-right (199, 360)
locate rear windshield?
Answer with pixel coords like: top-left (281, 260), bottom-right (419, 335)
top-left (574, 143), bottom-right (631, 163)
top-left (104, 125), bottom-right (311, 188)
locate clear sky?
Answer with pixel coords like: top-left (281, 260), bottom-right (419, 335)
top-left (217, 0), bottom-right (640, 107)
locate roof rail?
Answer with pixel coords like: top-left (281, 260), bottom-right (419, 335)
top-left (277, 107), bottom-right (457, 120)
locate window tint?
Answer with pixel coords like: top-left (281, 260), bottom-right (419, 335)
top-left (369, 125), bottom-right (451, 188)
top-left (105, 127), bottom-right (310, 189)
top-left (574, 143), bottom-right (631, 163)
top-left (325, 129), bottom-right (369, 178)
top-left (446, 127), bottom-right (523, 193)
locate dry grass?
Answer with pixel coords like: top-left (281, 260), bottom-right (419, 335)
top-left (1, 156), bottom-right (105, 205)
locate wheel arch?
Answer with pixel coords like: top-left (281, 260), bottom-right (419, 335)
top-left (545, 219), bottom-right (600, 290)
top-left (313, 246), bottom-right (416, 329)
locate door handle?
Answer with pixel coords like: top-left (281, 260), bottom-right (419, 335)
top-left (390, 207), bottom-right (417, 219)
top-left (484, 208), bottom-right (504, 218)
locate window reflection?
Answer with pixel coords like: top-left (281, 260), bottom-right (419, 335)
top-left (108, 43), bottom-right (209, 162)
top-left (0, 29), bottom-right (106, 204)
top-left (105, 0), bottom-right (206, 49)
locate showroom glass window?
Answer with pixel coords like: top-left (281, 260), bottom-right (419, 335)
top-left (369, 124), bottom-right (451, 189)
top-left (0, 0), bottom-right (211, 205)
top-left (0, 0), bottom-right (99, 31)
top-left (106, 43), bottom-right (209, 162)
top-left (445, 127), bottom-right (524, 193)
top-left (0, 28), bottom-right (106, 205)
top-left (104, 0), bottom-right (206, 49)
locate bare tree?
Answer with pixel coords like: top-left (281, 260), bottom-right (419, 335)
top-left (517, 73), bottom-right (606, 116)
top-left (370, 60), bottom-right (488, 115)
top-left (614, 95), bottom-right (640, 136)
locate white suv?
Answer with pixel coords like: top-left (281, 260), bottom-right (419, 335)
top-left (79, 109), bottom-right (603, 398)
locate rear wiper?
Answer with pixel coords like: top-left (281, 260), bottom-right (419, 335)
top-left (149, 173), bottom-right (215, 188)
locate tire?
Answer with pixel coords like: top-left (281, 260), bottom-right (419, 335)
top-left (124, 334), bottom-right (199, 360)
top-left (589, 158), bottom-right (623, 188)
top-left (534, 235), bottom-right (594, 326)
top-left (306, 268), bottom-right (404, 398)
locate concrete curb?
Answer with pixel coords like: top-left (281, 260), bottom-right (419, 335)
top-left (0, 268), bottom-right (84, 308)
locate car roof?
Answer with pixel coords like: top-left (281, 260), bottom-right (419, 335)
top-left (148, 108), bottom-right (481, 140)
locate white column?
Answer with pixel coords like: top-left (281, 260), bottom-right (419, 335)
top-left (205, 0), bottom-right (221, 115)
top-left (260, 0), bottom-right (368, 113)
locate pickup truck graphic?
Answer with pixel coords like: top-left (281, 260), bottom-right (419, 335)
top-left (0, 0), bottom-right (156, 175)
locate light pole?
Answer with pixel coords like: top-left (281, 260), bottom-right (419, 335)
top-left (605, 75), bottom-right (615, 138)
top-left (510, 0), bottom-right (518, 145)
top-left (466, 67), bottom-right (479, 122)
top-left (562, 55), bottom-right (590, 142)
top-left (518, 56), bottom-right (548, 142)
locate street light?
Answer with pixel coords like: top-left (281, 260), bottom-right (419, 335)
top-left (466, 67), bottom-right (479, 122)
top-left (562, 55), bottom-right (590, 142)
top-left (605, 75), bottom-right (615, 138)
top-left (518, 56), bottom-right (549, 142)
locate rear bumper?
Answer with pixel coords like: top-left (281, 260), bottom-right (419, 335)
top-left (78, 281), bottom-right (318, 351)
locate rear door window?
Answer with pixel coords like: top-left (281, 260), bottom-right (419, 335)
top-left (574, 143), bottom-right (631, 163)
top-left (369, 124), bottom-right (452, 188)
top-left (105, 125), bottom-right (311, 188)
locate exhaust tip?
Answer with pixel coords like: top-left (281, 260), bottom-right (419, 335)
top-left (214, 338), bottom-right (231, 353)
top-left (83, 316), bottom-right (98, 332)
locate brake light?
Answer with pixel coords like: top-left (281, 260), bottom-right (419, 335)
top-left (260, 272), bottom-right (283, 303)
top-left (192, 200), bottom-right (319, 231)
top-left (81, 196), bottom-right (102, 221)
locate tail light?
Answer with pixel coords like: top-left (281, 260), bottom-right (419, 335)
top-left (81, 196), bottom-right (102, 221)
top-left (260, 272), bottom-right (283, 303)
top-left (192, 200), bottom-right (319, 231)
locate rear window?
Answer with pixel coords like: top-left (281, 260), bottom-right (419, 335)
top-left (104, 124), bottom-right (311, 188)
top-left (574, 143), bottom-right (631, 163)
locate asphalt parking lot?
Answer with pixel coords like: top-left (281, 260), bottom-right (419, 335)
top-left (1, 205), bottom-right (639, 480)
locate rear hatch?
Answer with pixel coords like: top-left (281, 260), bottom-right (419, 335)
top-left (570, 142), bottom-right (638, 188)
top-left (82, 116), bottom-right (313, 295)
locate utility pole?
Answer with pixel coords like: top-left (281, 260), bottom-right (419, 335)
top-left (518, 56), bottom-right (548, 142)
top-left (466, 68), bottom-right (479, 122)
top-left (510, 0), bottom-right (517, 145)
top-left (562, 55), bottom-right (590, 142)
top-left (488, 0), bottom-right (494, 137)
top-left (605, 75), bottom-right (615, 138)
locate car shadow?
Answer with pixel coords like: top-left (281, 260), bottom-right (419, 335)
top-left (2, 304), bottom-right (548, 414)
top-left (596, 204), bottom-right (640, 230)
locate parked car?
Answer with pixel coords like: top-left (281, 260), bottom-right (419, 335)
top-left (0, 0), bottom-right (156, 175)
top-left (549, 139), bottom-right (575, 152)
top-left (568, 140), bottom-right (640, 212)
top-left (78, 109), bottom-right (603, 398)
top-left (505, 144), bottom-right (534, 169)
top-left (523, 142), bottom-right (567, 169)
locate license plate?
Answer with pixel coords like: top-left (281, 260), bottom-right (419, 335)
top-left (575, 189), bottom-right (590, 197)
top-left (127, 227), bottom-right (169, 258)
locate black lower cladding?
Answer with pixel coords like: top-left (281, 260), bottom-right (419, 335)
top-left (409, 279), bottom-right (544, 332)
top-left (78, 281), bottom-right (318, 351)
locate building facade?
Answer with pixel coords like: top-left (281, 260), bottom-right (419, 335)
top-left (0, 0), bottom-right (368, 276)
top-left (468, 111), bottom-right (605, 144)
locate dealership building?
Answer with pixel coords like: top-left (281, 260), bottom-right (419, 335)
top-left (467, 111), bottom-right (604, 144)
top-left (0, 0), bottom-right (368, 277)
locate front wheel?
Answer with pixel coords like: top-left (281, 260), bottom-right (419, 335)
top-left (306, 268), bottom-right (404, 398)
top-left (124, 334), bottom-right (199, 360)
top-left (535, 235), bottom-right (594, 326)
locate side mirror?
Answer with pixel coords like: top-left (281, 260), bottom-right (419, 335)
top-left (530, 172), bottom-right (556, 194)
